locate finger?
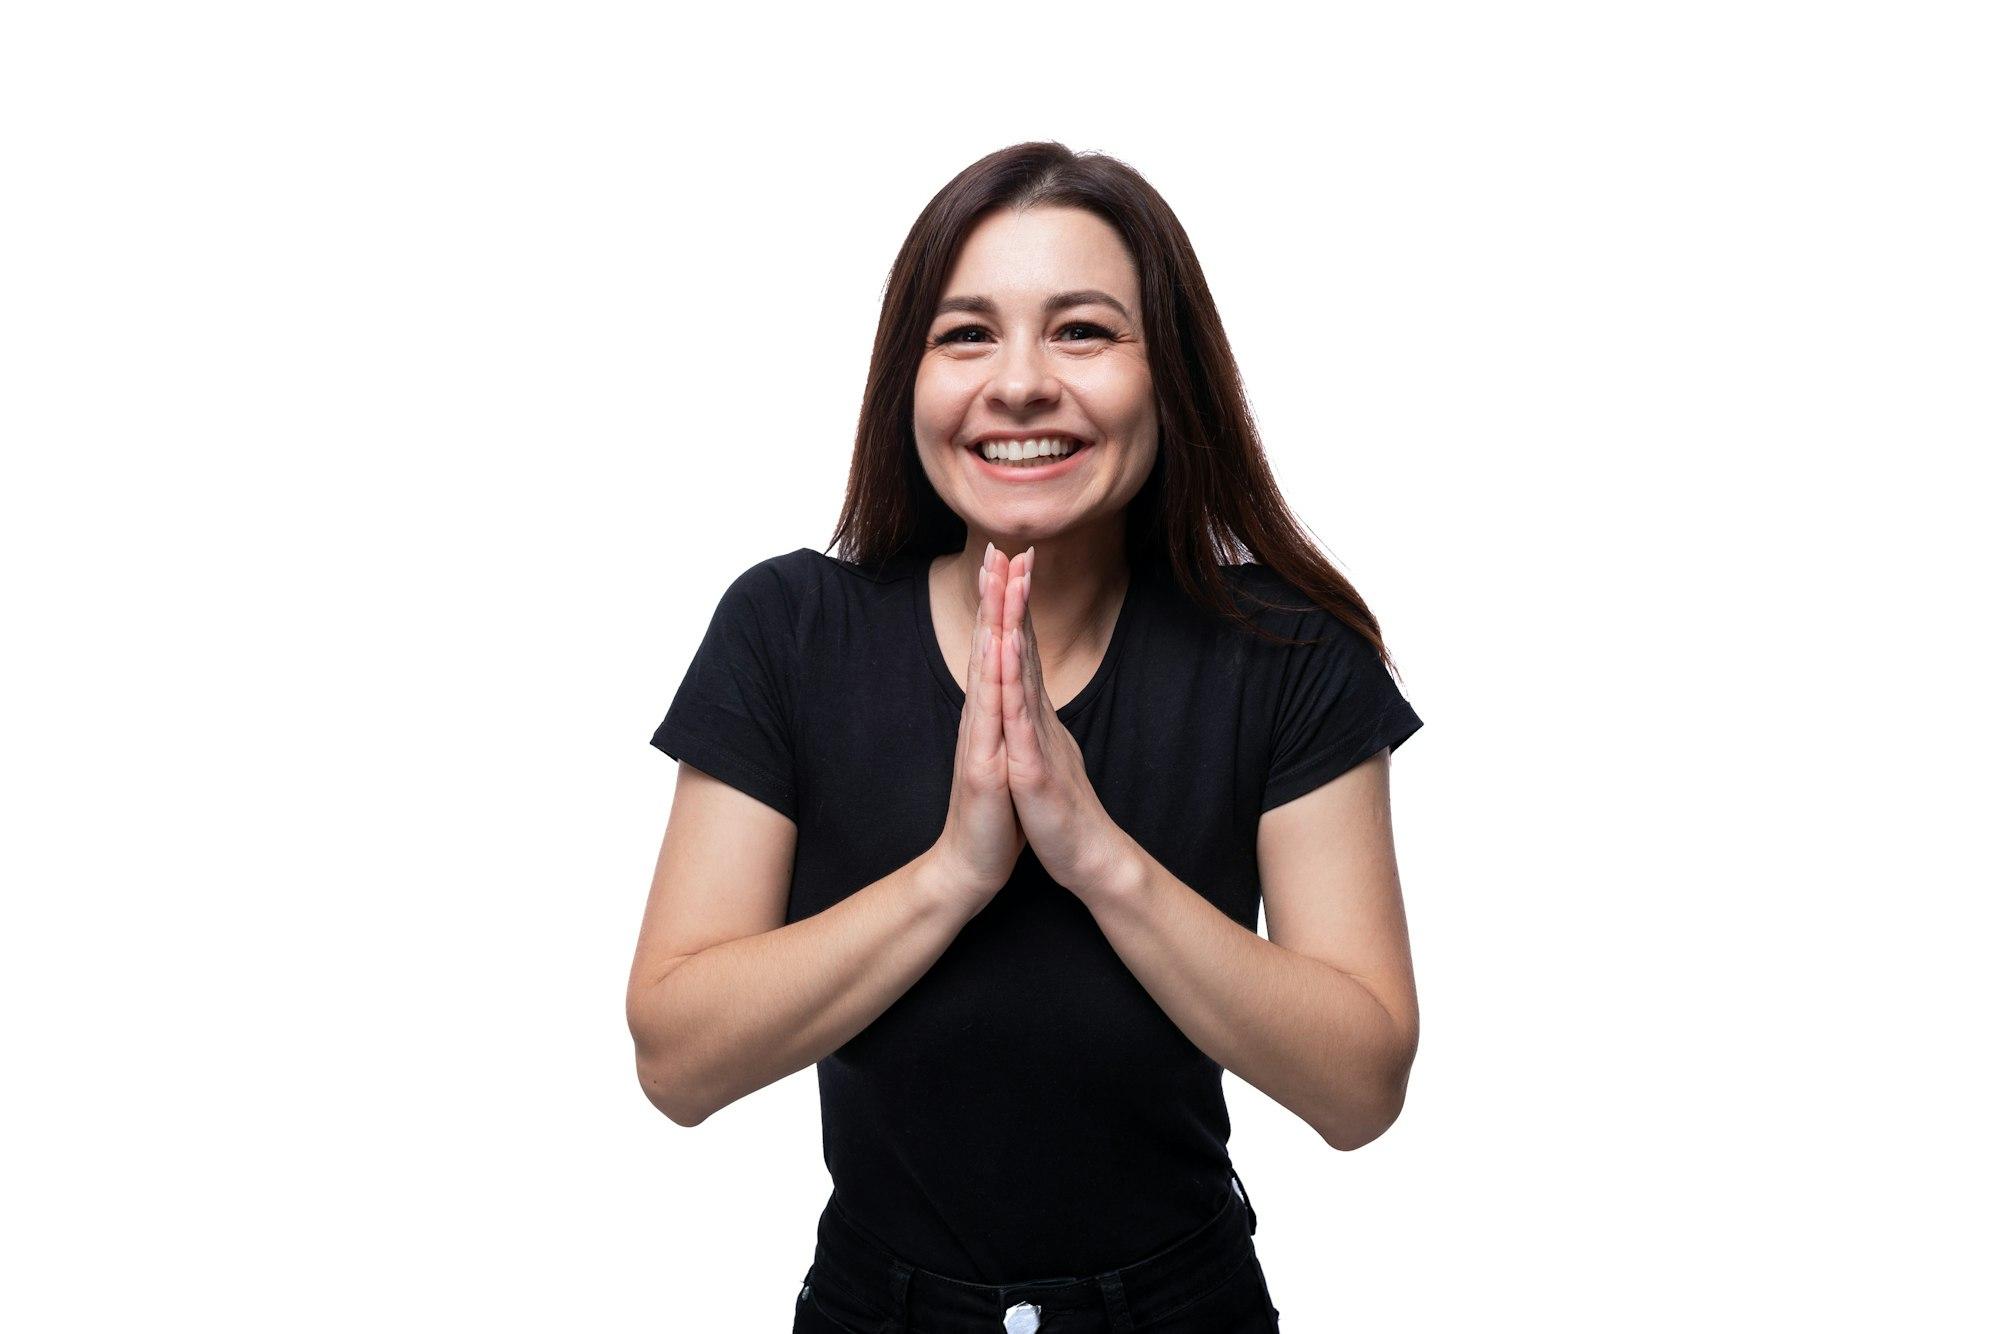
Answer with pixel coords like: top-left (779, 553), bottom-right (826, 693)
top-left (961, 544), bottom-right (997, 734)
top-left (962, 546), bottom-right (997, 701)
top-left (1000, 551), bottom-right (1025, 696)
top-left (1006, 549), bottom-right (1048, 714)
top-left (1003, 549), bottom-right (1028, 639)
top-left (986, 544), bottom-right (1009, 663)
top-left (999, 561), bottom-right (1032, 743)
top-left (982, 541), bottom-right (1004, 636)
top-left (1018, 553), bottom-right (1046, 706)
top-left (1000, 621), bottom-right (1040, 775)
top-left (968, 624), bottom-right (1002, 765)
top-left (955, 579), bottom-right (983, 776)
top-left (970, 545), bottom-right (1005, 762)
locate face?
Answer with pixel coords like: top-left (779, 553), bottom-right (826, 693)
top-left (912, 205), bottom-right (1159, 546)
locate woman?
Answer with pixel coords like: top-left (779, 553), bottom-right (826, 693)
top-left (627, 141), bottom-right (1424, 1333)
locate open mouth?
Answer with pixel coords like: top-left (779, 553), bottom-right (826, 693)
top-left (963, 436), bottom-right (1096, 478)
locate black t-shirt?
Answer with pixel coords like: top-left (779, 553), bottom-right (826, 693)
top-left (650, 545), bottom-right (1423, 1280)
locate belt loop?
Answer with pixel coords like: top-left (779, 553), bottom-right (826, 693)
top-left (1096, 1268), bottom-right (1138, 1333)
top-left (879, 1259), bottom-right (913, 1333)
top-left (1231, 1165), bottom-right (1258, 1235)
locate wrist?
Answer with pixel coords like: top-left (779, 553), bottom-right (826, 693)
top-left (1076, 830), bottom-right (1149, 909)
top-left (914, 842), bottom-right (987, 921)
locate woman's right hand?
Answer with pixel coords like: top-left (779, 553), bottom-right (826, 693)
top-left (929, 541), bottom-right (1026, 910)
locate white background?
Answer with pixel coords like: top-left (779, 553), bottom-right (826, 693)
top-left (5, 2), bottom-right (1994, 1329)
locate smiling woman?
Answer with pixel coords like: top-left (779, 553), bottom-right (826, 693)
top-left (912, 206), bottom-right (1160, 590)
top-left (629, 140), bottom-right (1425, 1333)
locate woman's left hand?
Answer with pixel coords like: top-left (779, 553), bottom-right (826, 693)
top-left (997, 546), bottom-right (1136, 900)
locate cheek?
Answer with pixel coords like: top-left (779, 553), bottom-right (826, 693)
top-left (912, 363), bottom-right (975, 437)
top-left (910, 369), bottom-right (941, 426)
top-left (1067, 361), bottom-right (1154, 428)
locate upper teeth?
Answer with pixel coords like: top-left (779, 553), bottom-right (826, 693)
top-left (980, 437), bottom-right (1083, 461)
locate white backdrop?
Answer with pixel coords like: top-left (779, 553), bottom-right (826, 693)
top-left (4, 2), bottom-right (1994, 1329)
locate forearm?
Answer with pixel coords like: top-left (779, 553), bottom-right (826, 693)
top-left (1084, 838), bottom-right (1415, 1149)
top-left (632, 846), bottom-right (978, 1126)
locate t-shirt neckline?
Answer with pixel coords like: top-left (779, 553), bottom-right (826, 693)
top-left (910, 550), bottom-right (1142, 724)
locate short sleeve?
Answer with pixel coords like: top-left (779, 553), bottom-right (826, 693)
top-left (649, 556), bottom-right (801, 822)
top-left (1260, 608), bottom-right (1424, 813)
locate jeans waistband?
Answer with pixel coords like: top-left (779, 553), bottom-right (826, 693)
top-left (805, 1168), bottom-right (1259, 1333)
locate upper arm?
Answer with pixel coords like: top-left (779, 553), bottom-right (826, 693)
top-left (626, 761), bottom-right (796, 1034)
top-left (1256, 747), bottom-right (1418, 1054)
top-left (630, 552), bottom-right (808, 1021)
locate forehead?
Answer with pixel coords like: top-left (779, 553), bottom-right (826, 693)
top-left (937, 206), bottom-right (1140, 312)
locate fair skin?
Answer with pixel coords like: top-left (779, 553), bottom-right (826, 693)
top-left (626, 205), bottom-right (1418, 1149)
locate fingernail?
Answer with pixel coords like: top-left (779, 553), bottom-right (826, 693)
top-left (1023, 571), bottom-right (1031, 599)
top-left (984, 540), bottom-right (994, 566)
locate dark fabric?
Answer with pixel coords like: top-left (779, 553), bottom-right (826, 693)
top-left (792, 1177), bottom-right (1280, 1332)
top-left (651, 546), bottom-right (1422, 1281)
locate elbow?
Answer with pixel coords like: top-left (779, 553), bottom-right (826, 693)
top-left (1319, 1035), bottom-right (1418, 1152)
top-left (1322, 1108), bottom-right (1399, 1153)
top-left (1318, 1093), bottom-right (1405, 1152)
top-left (627, 977), bottom-right (713, 1128)
top-left (633, 1049), bottom-right (714, 1128)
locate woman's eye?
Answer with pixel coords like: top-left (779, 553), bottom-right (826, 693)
top-left (935, 322), bottom-right (1112, 346)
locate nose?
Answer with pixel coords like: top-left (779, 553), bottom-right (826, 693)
top-left (985, 333), bottom-right (1060, 416)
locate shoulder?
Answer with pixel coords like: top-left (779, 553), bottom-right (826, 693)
top-left (728, 546), bottom-right (824, 592)
top-left (1216, 561), bottom-right (1377, 662)
top-left (746, 546), bottom-right (918, 590)
top-left (1222, 560), bottom-right (1327, 613)
top-left (712, 546), bottom-right (912, 640)
top-left (1138, 559), bottom-right (1306, 641)
top-left (1221, 560), bottom-right (1298, 603)
top-left (717, 546), bottom-right (842, 612)
top-left (1219, 560), bottom-right (1337, 628)
top-left (696, 549), bottom-right (833, 660)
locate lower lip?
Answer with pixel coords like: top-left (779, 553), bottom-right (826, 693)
top-left (964, 442), bottom-right (1095, 482)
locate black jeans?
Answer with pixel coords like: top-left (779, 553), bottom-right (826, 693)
top-left (792, 1168), bottom-right (1281, 1333)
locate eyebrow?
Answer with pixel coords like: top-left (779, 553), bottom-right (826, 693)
top-left (932, 289), bottom-right (1133, 322)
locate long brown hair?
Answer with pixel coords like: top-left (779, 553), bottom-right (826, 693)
top-left (825, 140), bottom-right (1407, 674)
